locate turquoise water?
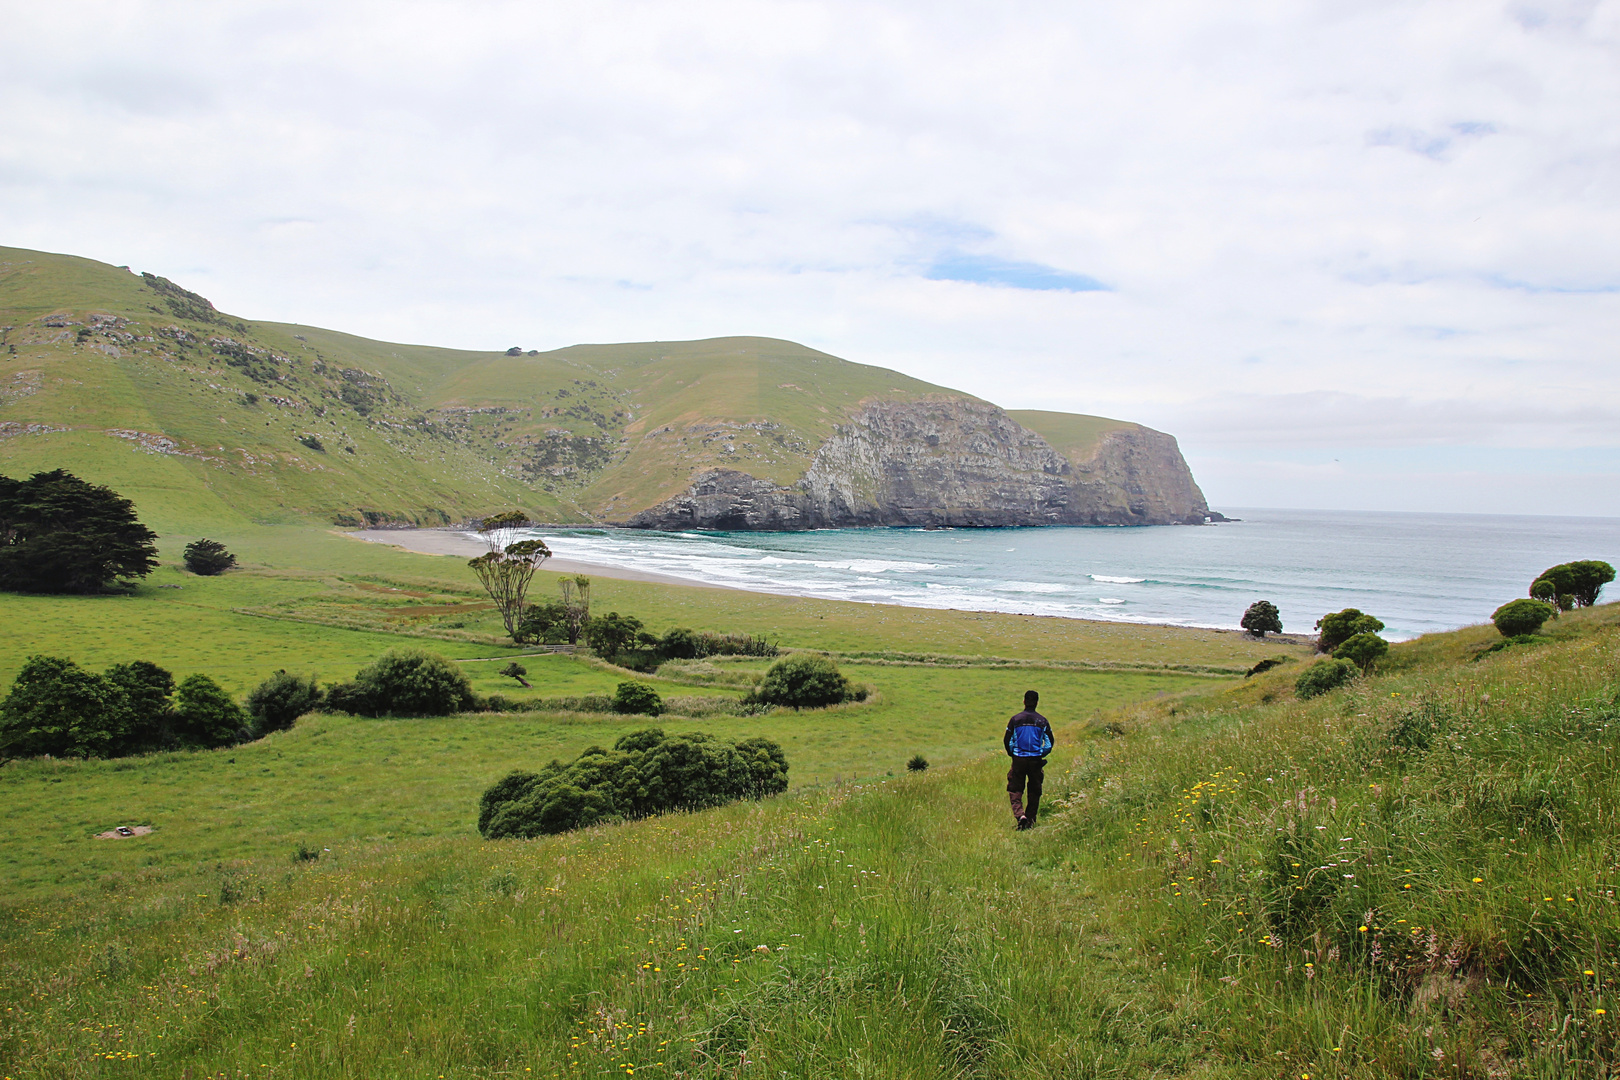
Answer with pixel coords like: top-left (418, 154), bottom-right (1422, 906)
top-left (512, 509), bottom-right (1619, 640)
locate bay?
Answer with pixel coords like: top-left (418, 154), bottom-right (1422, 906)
top-left (514, 509), bottom-right (1618, 640)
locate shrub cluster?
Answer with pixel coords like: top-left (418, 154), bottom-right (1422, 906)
top-left (1315, 608), bottom-right (1385, 653)
top-left (478, 728), bottom-right (789, 838)
top-left (325, 649), bottom-right (475, 717)
top-left (1529, 559), bottom-right (1613, 610)
top-left (0, 655), bottom-right (246, 758)
top-left (747, 654), bottom-right (865, 709)
top-left (657, 627), bottom-right (779, 660)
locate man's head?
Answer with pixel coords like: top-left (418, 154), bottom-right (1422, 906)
top-left (1024, 690), bottom-right (1038, 710)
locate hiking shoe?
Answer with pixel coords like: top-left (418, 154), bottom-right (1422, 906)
top-left (1015, 815), bottom-right (1032, 831)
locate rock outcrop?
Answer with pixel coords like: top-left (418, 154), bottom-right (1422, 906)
top-left (624, 398), bottom-right (1210, 531)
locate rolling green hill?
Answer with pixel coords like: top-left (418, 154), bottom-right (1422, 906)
top-left (0, 245), bottom-right (1205, 531)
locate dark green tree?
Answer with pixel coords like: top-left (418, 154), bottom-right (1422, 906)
top-left (1333, 632), bottom-right (1389, 671)
top-left (1240, 600), bottom-right (1282, 638)
top-left (1315, 608), bottom-right (1385, 653)
top-left (1492, 598), bottom-right (1557, 638)
top-left (499, 662), bottom-right (531, 688)
top-left (612, 681), bottom-right (663, 716)
top-left (246, 670), bottom-right (323, 735)
top-left (585, 611), bottom-right (644, 662)
top-left (172, 674), bottom-right (246, 748)
top-left (753, 654), bottom-right (856, 709)
top-left (0, 470), bottom-right (158, 593)
top-left (106, 660), bottom-right (176, 750)
top-left (1530, 561), bottom-right (1614, 610)
top-left (183, 538), bottom-right (237, 575)
top-left (0, 655), bottom-right (133, 758)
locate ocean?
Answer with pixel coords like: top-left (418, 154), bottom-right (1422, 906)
top-left (511, 509), bottom-right (1618, 640)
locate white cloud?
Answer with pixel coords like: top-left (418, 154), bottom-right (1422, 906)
top-left (1, 0), bottom-right (1617, 513)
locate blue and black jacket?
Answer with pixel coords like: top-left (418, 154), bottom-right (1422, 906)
top-left (1004, 709), bottom-right (1054, 759)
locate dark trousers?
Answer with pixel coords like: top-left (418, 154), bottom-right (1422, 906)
top-left (1006, 757), bottom-right (1045, 822)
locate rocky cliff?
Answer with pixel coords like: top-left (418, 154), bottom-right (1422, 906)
top-left (623, 398), bottom-right (1210, 530)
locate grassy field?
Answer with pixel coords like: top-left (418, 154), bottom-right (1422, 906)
top-left (7, 521), bottom-right (1616, 1076)
top-left (2, 594), bottom-right (1616, 1076)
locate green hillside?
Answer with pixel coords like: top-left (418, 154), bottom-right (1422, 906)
top-left (1, 245), bottom-right (1140, 530)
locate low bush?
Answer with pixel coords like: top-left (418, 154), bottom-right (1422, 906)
top-left (660, 627), bottom-right (778, 659)
top-left (330, 649), bottom-right (475, 717)
top-left (750, 654), bottom-right (862, 709)
top-left (182, 538), bottom-right (237, 575)
top-left (1333, 631), bottom-right (1388, 671)
top-left (478, 728), bottom-right (789, 838)
top-left (907, 754), bottom-right (928, 772)
top-left (1294, 658), bottom-right (1357, 699)
top-left (246, 670), bottom-right (323, 735)
top-left (1492, 598), bottom-right (1557, 638)
top-left (613, 681), bottom-right (664, 716)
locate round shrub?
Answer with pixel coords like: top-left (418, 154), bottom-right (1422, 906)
top-left (1333, 632), bottom-right (1389, 671)
top-left (172, 673), bottom-right (247, 748)
top-left (1492, 598), bottom-right (1557, 638)
top-left (1295, 659), bottom-right (1357, 700)
top-left (613, 681), bottom-right (664, 716)
top-left (352, 648), bottom-right (475, 717)
top-left (754, 654), bottom-right (854, 709)
top-left (182, 538), bottom-right (237, 575)
top-left (246, 670), bottom-right (323, 735)
top-left (907, 754), bottom-right (928, 772)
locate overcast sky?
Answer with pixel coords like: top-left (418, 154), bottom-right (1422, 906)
top-left (3, 1), bottom-right (1617, 515)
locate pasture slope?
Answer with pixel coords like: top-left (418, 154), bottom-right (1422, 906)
top-left (0, 513), bottom-right (1617, 1076)
top-left (0, 245), bottom-right (1192, 533)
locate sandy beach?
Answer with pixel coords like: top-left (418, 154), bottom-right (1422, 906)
top-left (343, 528), bottom-right (725, 589)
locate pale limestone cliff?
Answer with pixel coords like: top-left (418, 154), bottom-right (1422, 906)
top-left (623, 398), bottom-right (1210, 531)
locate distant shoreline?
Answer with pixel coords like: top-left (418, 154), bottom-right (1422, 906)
top-left (341, 526), bottom-right (1321, 643)
top-left (343, 528), bottom-right (731, 589)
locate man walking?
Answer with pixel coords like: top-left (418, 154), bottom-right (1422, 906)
top-left (1004, 689), bottom-right (1054, 830)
